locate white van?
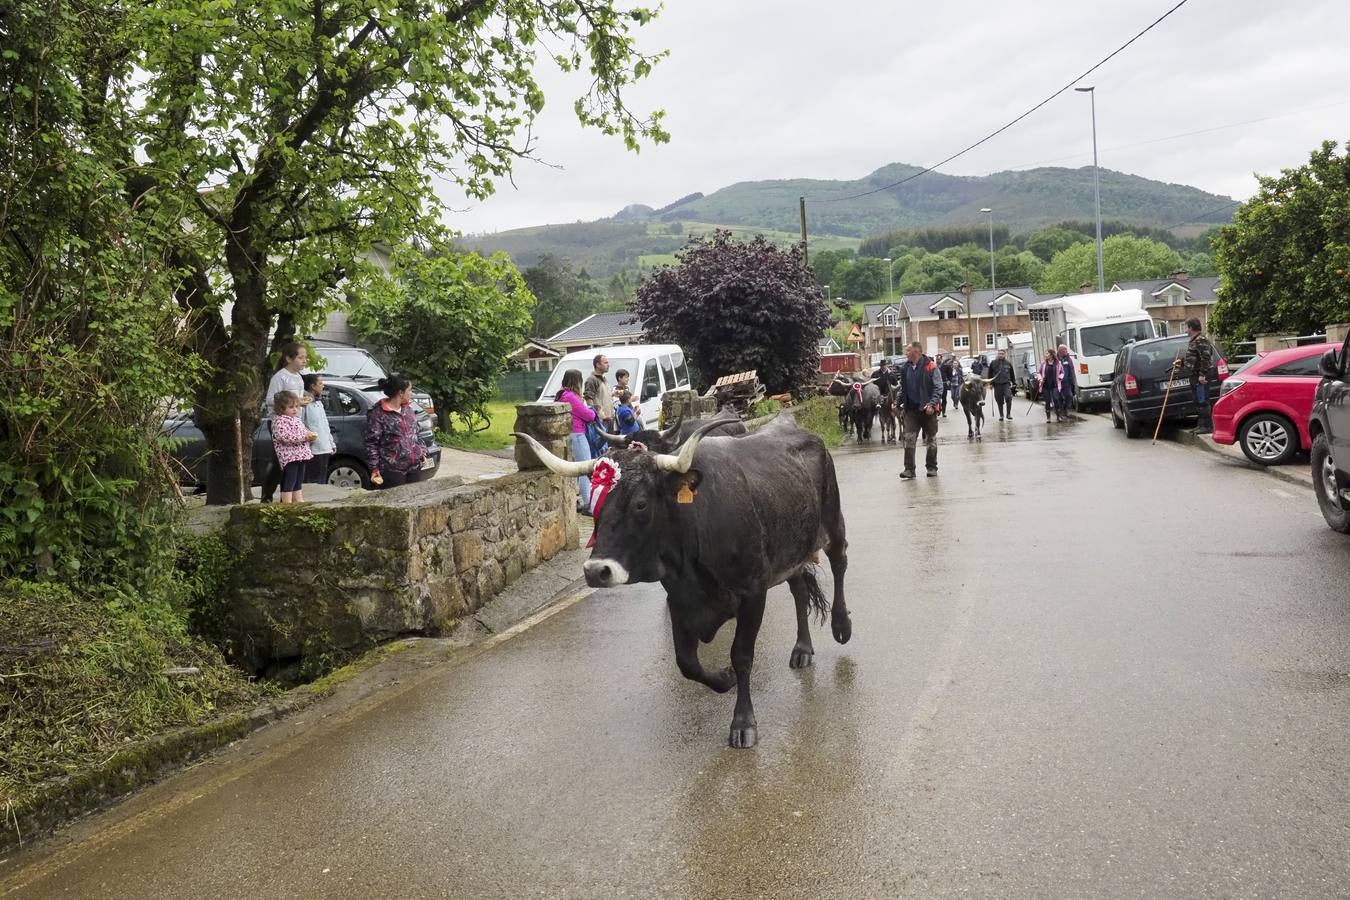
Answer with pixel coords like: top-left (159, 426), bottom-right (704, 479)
top-left (538, 344), bottom-right (692, 417)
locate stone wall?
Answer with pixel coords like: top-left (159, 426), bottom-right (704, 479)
top-left (222, 472), bottom-right (577, 674)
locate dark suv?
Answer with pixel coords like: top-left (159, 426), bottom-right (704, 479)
top-left (1309, 331), bottom-right (1350, 533)
top-left (165, 378), bottom-right (441, 490)
top-left (1108, 335), bottom-right (1227, 439)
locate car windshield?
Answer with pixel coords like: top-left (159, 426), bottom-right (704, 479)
top-left (1129, 339), bottom-right (1190, 378)
top-left (313, 348), bottom-right (386, 380)
top-left (1079, 320), bottom-right (1155, 357)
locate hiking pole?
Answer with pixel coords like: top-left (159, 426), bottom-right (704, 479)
top-left (1152, 351), bottom-right (1184, 444)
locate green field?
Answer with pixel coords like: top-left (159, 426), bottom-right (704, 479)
top-left (438, 401), bottom-right (518, 452)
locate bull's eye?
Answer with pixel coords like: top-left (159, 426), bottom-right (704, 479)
top-left (634, 498), bottom-right (648, 512)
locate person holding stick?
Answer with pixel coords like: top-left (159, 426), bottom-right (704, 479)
top-left (1174, 317), bottom-right (1215, 435)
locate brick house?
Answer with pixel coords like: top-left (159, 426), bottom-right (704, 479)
top-left (862, 286), bottom-right (1046, 359)
top-left (1109, 272), bottom-right (1219, 335)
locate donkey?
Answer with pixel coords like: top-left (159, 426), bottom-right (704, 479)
top-left (959, 374), bottom-right (991, 441)
top-left (876, 380), bottom-right (899, 444)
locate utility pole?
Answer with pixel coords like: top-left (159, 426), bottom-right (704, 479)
top-left (982, 208), bottom-right (997, 352)
top-left (961, 281), bottom-right (974, 353)
top-left (799, 196), bottom-right (808, 265)
top-left (1075, 86), bottom-right (1105, 291)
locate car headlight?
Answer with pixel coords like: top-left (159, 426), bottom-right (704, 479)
top-left (1218, 378), bottom-right (1244, 397)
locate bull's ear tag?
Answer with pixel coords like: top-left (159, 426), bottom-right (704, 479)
top-left (677, 481), bottom-right (696, 504)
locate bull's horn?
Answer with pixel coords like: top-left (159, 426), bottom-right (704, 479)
top-left (597, 428), bottom-right (630, 445)
top-left (658, 415), bottom-right (684, 440)
top-left (510, 432), bottom-right (599, 478)
top-left (653, 418), bottom-right (722, 474)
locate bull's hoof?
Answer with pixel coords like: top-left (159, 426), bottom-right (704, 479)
top-left (728, 724), bottom-right (758, 749)
top-left (789, 643), bottom-right (815, 668)
top-left (967, 433), bottom-right (974, 441)
top-left (708, 666), bottom-right (736, 693)
top-left (832, 611), bottom-right (852, 644)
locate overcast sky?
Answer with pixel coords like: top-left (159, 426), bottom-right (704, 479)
top-left (443, 0), bottom-right (1350, 235)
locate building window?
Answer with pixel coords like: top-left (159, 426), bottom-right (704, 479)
top-left (952, 335), bottom-right (970, 349)
top-left (881, 312), bottom-right (898, 327)
top-left (997, 302), bottom-right (1018, 317)
top-left (985, 332), bottom-right (1004, 348)
top-left (937, 309), bottom-right (958, 321)
top-left (1170, 290), bottom-right (1187, 307)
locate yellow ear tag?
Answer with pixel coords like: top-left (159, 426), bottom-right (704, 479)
top-left (677, 482), bottom-right (696, 504)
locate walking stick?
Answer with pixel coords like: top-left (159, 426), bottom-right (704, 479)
top-left (1152, 351), bottom-right (1184, 444)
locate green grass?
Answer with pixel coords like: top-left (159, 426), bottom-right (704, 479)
top-left (793, 397), bottom-right (844, 448)
top-left (437, 401), bottom-right (519, 452)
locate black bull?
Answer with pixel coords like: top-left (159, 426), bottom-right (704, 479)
top-left (513, 416), bottom-right (852, 748)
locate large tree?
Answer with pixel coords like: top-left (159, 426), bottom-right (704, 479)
top-left (1212, 140), bottom-right (1350, 340)
top-left (349, 247), bottom-right (533, 432)
top-left (113, 0), bottom-right (666, 503)
top-left (632, 232), bottom-right (830, 395)
top-left (1039, 234), bottom-right (1183, 293)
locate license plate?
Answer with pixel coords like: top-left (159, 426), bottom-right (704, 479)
top-left (421, 455), bottom-right (436, 470)
top-left (1162, 379), bottom-right (1189, 392)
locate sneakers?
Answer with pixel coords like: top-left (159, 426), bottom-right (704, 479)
top-left (899, 470), bottom-right (916, 480)
top-left (926, 468), bottom-right (938, 477)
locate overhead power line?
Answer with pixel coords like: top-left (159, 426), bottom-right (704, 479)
top-left (812, 0), bottom-right (1195, 204)
top-left (1162, 199), bottom-right (1242, 231)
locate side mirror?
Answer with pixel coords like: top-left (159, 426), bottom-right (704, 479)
top-left (1319, 349), bottom-right (1342, 379)
top-left (642, 380), bottom-right (660, 402)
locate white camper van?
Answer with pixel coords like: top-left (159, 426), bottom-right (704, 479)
top-left (538, 344), bottom-right (692, 417)
top-left (1027, 290), bottom-right (1158, 409)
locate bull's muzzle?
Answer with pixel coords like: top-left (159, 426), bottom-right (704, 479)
top-left (583, 558), bottom-right (630, 588)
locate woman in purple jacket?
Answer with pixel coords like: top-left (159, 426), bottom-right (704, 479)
top-left (556, 368), bottom-right (596, 515)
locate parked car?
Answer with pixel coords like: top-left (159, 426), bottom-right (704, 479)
top-left (308, 339), bottom-right (434, 416)
top-left (1211, 343), bottom-right (1328, 466)
top-left (164, 378), bottom-right (441, 490)
top-left (1309, 331), bottom-right (1350, 533)
top-left (538, 344), bottom-right (691, 416)
top-left (1108, 335), bottom-right (1228, 439)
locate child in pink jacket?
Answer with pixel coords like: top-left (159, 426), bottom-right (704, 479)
top-left (270, 391), bottom-right (316, 503)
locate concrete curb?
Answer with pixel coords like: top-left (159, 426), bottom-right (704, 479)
top-left (2, 553), bottom-right (591, 854)
top-left (1170, 428), bottom-right (1314, 492)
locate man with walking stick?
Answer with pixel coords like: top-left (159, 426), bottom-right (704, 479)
top-left (1174, 317), bottom-right (1215, 435)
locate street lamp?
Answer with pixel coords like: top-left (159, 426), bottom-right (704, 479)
top-left (1075, 86), bottom-right (1105, 292)
top-left (980, 208), bottom-right (997, 353)
top-left (883, 258), bottom-right (895, 355)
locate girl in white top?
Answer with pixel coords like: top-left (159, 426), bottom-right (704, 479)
top-left (264, 342), bottom-right (311, 409)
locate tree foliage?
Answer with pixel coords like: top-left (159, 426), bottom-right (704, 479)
top-left (43, 0), bottom-right (668, 504)
top-left (1212, 140), bottom-right (1350, 340)
top-left (632, 232), bottom-right (830, 394)
top-left (860, 224), bottom-right (1010, 258)
top-left (1, 0), bottom-right (200, 582)
top-left (1024, 227), bottom-right (1091, 262)
top-left (898, 254), bottom-right (979, 294)
top-left (522, 254), bottom-right (610, 339)
top-left (1040, 235), bottom-right (1184, 293)
top-left (350, 248), bottom-right (534, 432)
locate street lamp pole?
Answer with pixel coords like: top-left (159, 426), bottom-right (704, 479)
top-left (981, 208), bottom-right (997, 352)
top-left (1075, 86), bottom-right (1104, 292)
top-left (883, 257), bottom-right (894, 355)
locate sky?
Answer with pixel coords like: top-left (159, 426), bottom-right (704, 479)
top-left (443, 0), bottom-right (1350, 235)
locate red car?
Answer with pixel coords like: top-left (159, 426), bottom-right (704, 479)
top-left (1212, 343), bottom-right (1328, 465)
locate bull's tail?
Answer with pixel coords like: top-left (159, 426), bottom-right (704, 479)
top-left (801, 566), bottom-right (829, 625)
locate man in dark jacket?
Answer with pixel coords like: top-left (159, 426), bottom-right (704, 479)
top-left (1053, 344), bottom-right (1077, 422)
top-left (871, 359), bottom-right (900, 393)
top-left (986, 348), bottom-right (1016, 421)
top-left (1175, 316), bottom-right (1215, 434)
top-left (897, 341), bottom-right (944, 479)
top-left (937, 353), bottom-right (956, 417)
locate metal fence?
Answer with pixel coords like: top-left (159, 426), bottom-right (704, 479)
top-left (494, 369), bottom-right (551, 402)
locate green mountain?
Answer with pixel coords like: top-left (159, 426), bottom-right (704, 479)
top-left (458, 163), bottom-right (1235, 277)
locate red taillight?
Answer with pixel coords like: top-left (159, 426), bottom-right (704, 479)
top-left (1216, 358), bottom-right (1229, 377)
top-left (1079, 362), bottom-right (1088, 375)
top-left (1125, 374), bottom-right (1139, 397)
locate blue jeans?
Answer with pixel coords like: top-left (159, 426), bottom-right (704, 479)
top-left (1192, 381), bottom-right (1208, 405)
top-left (570, 432), bottom-right (592, 510)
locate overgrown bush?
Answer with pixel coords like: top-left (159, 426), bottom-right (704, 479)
top-left (793, 397), bottom-right (844, 448)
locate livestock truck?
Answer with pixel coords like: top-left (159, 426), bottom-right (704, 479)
top-left (1027, 289), bottom-right (1159, 410)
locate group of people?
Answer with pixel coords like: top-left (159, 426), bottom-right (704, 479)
top-left (261, 342), bottom-right (427, 502)
top-left (554, 353), bottom-right (644, 515)
top-left (868, 341), bottom-right (1084, 479)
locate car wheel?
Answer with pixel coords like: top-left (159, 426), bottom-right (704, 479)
top-left (1123, 409), bottom-right (1143, 439)
top-left (327, 457), bottom-right (371, 490)
top-left (1111, 399), bottom-right (1124, 429)
top-left (1311, 433), bottom-right (1350, 533)
top-left (1238, 413), bottom-right (1297, 466)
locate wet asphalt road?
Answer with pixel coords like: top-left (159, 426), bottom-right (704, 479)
top-left (5, 411), bottom-right (1350, 898)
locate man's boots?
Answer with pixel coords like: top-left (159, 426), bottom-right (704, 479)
top-left (900, 447), bottom-right (917, 479)
top-left (1195, 407), bottom-right (1214, 435)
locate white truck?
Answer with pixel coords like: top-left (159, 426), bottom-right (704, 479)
top-left (1027, 290), bottom-right (1158, 409)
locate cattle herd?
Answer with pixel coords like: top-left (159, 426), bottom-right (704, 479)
top-left (513, 411), bottom-right (853, 749)
top-left (830, 372), bottom-right (994, 441)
